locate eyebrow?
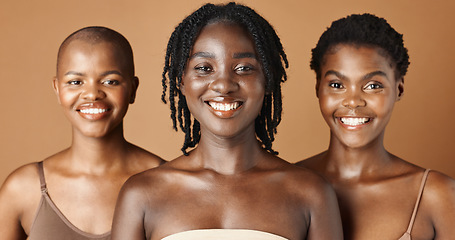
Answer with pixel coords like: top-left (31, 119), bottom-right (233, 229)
top-left (233, 52), bottom-right (256, 59)
top-left (189, 52), bottom-right (215, 59)
top-left (64, 71), bottom-right (84, 76)
top-left (189, 51), bottom-right (257, 60)
top-left (324, 70), bottom-right (345, 79)
top-left (64, 70), bottom-right (123, 77)
top-left (100, 70), bottom-right (123, 77)
top-left (324, 70), bottom-right (388, 80)
top-left (362, 71), bottom-right (388, 80)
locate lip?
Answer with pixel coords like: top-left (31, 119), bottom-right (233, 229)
top-left (204, 96), bottom-right (244, 118)
top-left (76, 102), bottom-right (112, 120)
top-left (336, 116), bottom-right (372, 130)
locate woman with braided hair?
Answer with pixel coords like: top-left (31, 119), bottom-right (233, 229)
top-left (112, 2), bottom-right (342, 240)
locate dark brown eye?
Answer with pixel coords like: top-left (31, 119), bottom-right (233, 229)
top-left (68, 80), bottom-right (82, 85)
top-left (194, 65), bottom-right (212, 73)
top-left (103, 80), bottom-right (120, 85)
top-left (364, 83), bottom-right (383, 90)
top-left (329, 82), bottom-right (342, 89)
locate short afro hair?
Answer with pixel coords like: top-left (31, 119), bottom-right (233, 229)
top-left (310, 13), bottom-right (410, 80)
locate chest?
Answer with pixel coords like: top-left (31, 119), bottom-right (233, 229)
top-left (145, 180), bottom-right (308, 240)
top-left (333, 183), bottom-right (434, 240)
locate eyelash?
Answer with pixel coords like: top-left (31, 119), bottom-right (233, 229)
top-left (235, 65), bottom-right (254, 74)
top-left (67, 80), bottom-right (82, 85)
top-left (364, 82), bottom-right (383, 90)
top-left (329, 82), bottom-right (343, 89)
top-left (103, 80), bottom-right (119, 85)
top-left (66, 79), bottom-right (120, 86)
top-left (194, 65), bottom-right (212, 73)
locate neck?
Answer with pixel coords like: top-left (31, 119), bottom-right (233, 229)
top-left (323, 132), bottom-right (393, 181)
top-left (66, 124), bottom-right (131, 174)
top-left (192, 126), bottom-right (263, 175)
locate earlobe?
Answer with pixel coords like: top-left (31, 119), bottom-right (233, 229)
top-left (180, 81), bottom-right (185, 96)
top-left (129, 77), bottom-right (139, 104)
top-left (52, 77), bottom-right (61, 104)
top-left (397, 78), bottom-right (404, 101)
top-left (315, 80), bottom-right (320, 98)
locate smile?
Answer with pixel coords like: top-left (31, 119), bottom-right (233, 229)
top-left (340, 117), bottom-right (370, 126)
top-left (79, 108), bottom-right (109, 114)
top-left (207, 101), bottom-right (242, 111)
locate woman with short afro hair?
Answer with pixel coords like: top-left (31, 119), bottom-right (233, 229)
top-left (297, 13), bottom-right (455, 240)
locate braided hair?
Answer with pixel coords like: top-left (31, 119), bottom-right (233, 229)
top-left (161, 2), bottom-right (288, 155)
top-left (310, 13), bottom-right (410, 81)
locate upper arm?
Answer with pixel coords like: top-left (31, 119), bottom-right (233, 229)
top-left (0, 164), bottom-right (39, 240)
top-left (425, 171), bottom-right (455, 239)
top-left (305, 177), bottom-right (343, 240)
top-left (111, 176), bottom-right (149, 240)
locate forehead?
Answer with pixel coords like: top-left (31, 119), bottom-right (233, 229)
top-left (322, 44), bottom-right (396, 74)
top-left (57, 40), bottom-right (131, 73)
top-left (192, 22), bottom-right (255, 53)
top-left (59, 39), bottom-right (120, 59)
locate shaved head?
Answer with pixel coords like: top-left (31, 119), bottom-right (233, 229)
top-left (57, 26), bottom-right (135, 77)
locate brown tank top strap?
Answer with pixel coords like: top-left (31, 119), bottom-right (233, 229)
top-left (36, 161), bottom-right (47, 193)
top-left (404, 169), bottom-right (431, 235)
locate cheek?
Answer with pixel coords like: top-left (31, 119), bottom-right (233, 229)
top-left (114, 89), bottom-right (130, 103)
top-left (58, 90), bottom-right (78, 107)
top-left (182, 78), bottom-right (207, 97)
top-left (318, 94), bottom-right (338, 117)
top-left (244, 81), bottom-right (265, 111)
top-left (369, 95), bottom-right (396, 119)
top-left (108, 90), bottom-right (132, 115)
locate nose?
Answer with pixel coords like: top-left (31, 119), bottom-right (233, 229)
top-left (342, 88), bottom-right (366, 108)
top-left (80, 82), bottom-right (106, 101)
top-left (208, 70), bottom-right (239, 94)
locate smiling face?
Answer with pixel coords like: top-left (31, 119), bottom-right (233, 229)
top-left (54, 39), bottom-right (138, 138)
top-left (317, 44), bottom-right (403, 149)
top-left (181, 21), bottom-right (265, 139)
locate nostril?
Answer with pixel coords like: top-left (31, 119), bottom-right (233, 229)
top-left (209, 77), bottom-right (239, 94)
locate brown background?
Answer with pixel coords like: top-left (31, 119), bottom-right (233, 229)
top-left (1, 0), bottom-right (454, 184)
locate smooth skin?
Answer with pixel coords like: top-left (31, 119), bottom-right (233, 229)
top-left (296, 44), bottom-right (455, 240)
top-left (111, 22), bottom-right (342, 240)
top-left (0, 39), bottom-right (164, 239)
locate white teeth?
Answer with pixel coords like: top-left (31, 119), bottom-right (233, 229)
top-left (341, 117), bottom-right (369, 126)
top-left (208, 102), bottom-right (240, 111)
top-left (80, 108), bottom-right (108, 114)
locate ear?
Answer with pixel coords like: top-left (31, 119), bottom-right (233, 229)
top-left (52, 77), bottom-right (61, 105)
top-left (180, 78), bottom-right (186, 96)
top-left (129, 76), bottom-right (139, 104)
top-left (396, 77), bottom-right (404, 101)
top-left (315, 79), bottom-right (320, 98)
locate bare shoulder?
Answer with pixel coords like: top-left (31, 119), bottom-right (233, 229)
top-left (418, 170), bottom-right (455, 234)
top-left (0, 162), bottom-right (41, 199)
top-left (274, 156), bottom-right (342, 237)
top-left (294, 151), bottom-right (327, 169)
top-left (424, 170), bottom-right (455, 203)
top-left (270, 155), bottom-right (335, 203)
top-left (120, 161), bottom-right (181, 202)
top-left (0, 162), bottom-right (42, 228)
top-left (127, 143), bottom-right (166, 170)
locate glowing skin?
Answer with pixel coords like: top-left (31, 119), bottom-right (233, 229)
top-left (111, 21), bottom-right (342, 240)
top-left (317, 44), bottom-right (403, 149)
top-left (181, 22), bottom-right (265, 139)
top-left (0, 29), bottom-right (164, 240)
top-left (53, 40), bottom-right (137, 138)
top-left (298, 43), bottom-right (455, 240)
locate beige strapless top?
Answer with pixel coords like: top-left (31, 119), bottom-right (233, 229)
top-left (161, 229), bottom-right (288, 240)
